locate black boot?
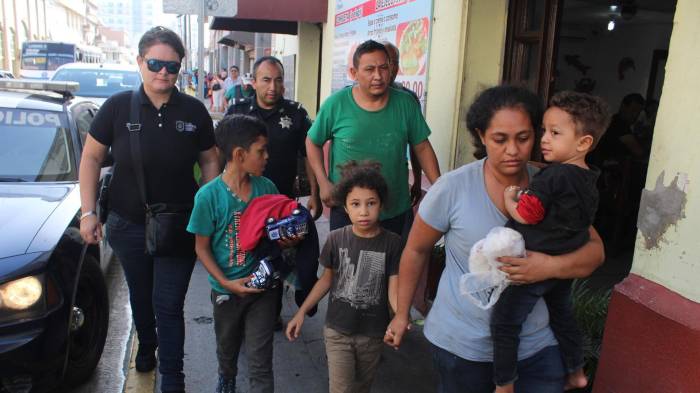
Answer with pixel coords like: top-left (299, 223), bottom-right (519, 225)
top-left (135, 344), bottom-right (157, 372)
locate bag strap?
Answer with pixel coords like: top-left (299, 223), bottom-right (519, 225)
top-left (127, 88), bottom-right (148, 209)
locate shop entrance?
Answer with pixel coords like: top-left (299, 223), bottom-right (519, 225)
top-left (503, 0), bottom-right (677, 287)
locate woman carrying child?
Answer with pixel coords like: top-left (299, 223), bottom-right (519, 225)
top-left (492, 91), bottom-right (611, 393)
top-left (286, 161), bottom-right (401, 393)
top-left (385, 85), bottom-right (606, 393)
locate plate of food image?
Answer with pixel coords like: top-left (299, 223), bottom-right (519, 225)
top-left (396, 17), bottom-right (429, 76)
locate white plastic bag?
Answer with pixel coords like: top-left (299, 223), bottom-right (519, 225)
top-left (459, 227), bottom-right (525, 310)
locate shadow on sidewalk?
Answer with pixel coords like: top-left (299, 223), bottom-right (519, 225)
top-left (178, 214), bottom-right (437, 392)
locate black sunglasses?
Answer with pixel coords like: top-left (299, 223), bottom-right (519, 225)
top-left (145, 58), bottom-right (181, 74)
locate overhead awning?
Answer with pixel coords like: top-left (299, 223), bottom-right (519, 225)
top-left (217, 31), bottom-right (255, 47)
top-left (211, 18), bottom-right (299, 35)
top-left (210, 0), bottom-right (327, 34)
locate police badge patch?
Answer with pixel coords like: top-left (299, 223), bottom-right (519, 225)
top-left (279, 115), bottom-right (292, 129)
top-left (175, 121), bottom-right (197, 132)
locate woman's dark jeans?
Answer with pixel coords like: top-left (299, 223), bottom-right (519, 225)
top-left (431, 344), bottom-right (565, 393)
top-left (106, 212), bottom-right (195, 392)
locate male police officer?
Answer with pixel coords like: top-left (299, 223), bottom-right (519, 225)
top-left (226, 56), bottom-right (322, 217)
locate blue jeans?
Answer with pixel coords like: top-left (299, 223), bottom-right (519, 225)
top-left (106, 212), bottom-right (195, 393)
top-left (431, 344), bottom-right (565, 393)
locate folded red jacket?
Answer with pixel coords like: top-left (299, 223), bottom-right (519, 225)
top-left (240, 194), bottom-right (298, 251)
top-left (516, 192), bottom-right (545, 224)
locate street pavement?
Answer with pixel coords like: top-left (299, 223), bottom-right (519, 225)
top-left (68, 258), bottom-right (133, 393)
top-left (163, 212), bottom-right (438, 393)
top-left (70, 102), bottom-right (438, 392)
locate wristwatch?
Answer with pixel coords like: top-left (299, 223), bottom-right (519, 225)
top-left (80, 211), bottom-right (96, 221)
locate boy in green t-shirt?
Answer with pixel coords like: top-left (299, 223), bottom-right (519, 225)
top-left (187, 114), bottom-right (281, 393)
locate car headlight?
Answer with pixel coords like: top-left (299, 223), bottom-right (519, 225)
top-left (0, 276), bottom-right (43, 310)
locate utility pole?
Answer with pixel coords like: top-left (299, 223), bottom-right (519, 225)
top-left (197, 0), bottom-right (204, 100)
top-left (162, 0), bottom-right (237, 99)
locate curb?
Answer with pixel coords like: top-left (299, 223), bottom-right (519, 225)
top-left (122, 334), bottom-right (156, 393)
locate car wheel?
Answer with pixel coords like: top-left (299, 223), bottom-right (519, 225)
top-left (62, 254), bottom-right (109, 387)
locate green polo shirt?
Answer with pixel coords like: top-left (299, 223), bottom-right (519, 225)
top-left (308, 86), bottom-right (431, 219)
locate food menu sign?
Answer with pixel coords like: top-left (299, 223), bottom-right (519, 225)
top-left (332, 0), bottom-right (433, 107)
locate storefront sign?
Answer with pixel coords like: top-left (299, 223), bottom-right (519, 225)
top-left (332, 0), bottom-right (433, 108)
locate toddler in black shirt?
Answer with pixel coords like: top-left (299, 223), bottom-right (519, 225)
top-left (493, 91), bottom-right (610, 393)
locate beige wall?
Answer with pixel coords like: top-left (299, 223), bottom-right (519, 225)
top-left (422, 0), bottom-right (468, 172)
top-left (453, 0), bottom-right (509, 167)
top-left (319, 0), bottom-right (335, 103)
top-left (295, 23), bottom-right (321, 118)
top-left (630, 0), bottom-right (700, 303)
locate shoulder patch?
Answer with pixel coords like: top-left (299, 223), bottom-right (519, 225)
top-left (233, 97), bottom-right (251, 106)
top-left (284, 99), bottom-right (305, 112)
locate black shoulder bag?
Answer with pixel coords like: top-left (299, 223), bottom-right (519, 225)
top-left (128, 90), bottom-right (194, 257)
top-left (97, 169), bottom-right (112, 224)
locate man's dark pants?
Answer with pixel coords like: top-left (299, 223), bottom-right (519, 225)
top-left (106, 212), bottom-right (195, 393)
top-left (490, 279), bottom-right (583, 385)
top-left (212, 286), bottom-right (279, 393)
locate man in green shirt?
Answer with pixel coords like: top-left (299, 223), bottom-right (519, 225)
top-left (306, 40), bottom-right (440, 239)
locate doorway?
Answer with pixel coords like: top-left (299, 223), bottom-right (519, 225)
top-left (504, 0), bottom-right (678, 287)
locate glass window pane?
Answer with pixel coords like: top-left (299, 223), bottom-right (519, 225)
top-left (520, 42), bottom-right (540, 92)
top-left (526, 0), bottom-right (545, 32)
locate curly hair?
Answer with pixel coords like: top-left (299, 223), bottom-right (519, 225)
top-left (215, 114), bottom-right (268, 162)
top-left (466, 85), bottom-right (544, 159)
top-left (550, 91), bottom-right (611, 149)
top-left (332, 161), bottom-right (389, 209)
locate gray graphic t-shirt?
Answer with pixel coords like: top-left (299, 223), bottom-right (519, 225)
top-left (320, 226), bottom-right (401, 337)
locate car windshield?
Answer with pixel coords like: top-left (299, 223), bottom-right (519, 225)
top-left (52, 68), bottom-right (140, 98)
top-left (0, 108), bottom-right (76, 182)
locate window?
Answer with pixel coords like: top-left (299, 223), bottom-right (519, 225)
top-left (0, 109), bottom-right (76, 182)
top-left (72, 104), bottom-right (95, 145)
top-left (503, 0), bottom-right (560, 101)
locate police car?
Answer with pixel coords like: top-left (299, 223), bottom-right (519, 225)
top-left (51, 63), bottom-right (141, 106)
top-left (0, 79), bottom-right (110, 392)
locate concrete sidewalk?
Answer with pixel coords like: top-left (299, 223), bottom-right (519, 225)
top-left (175, 213), bottom-right (437, 393)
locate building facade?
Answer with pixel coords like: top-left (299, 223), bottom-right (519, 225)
top-left (97, 0), bottom-right (153, 47)
top-left (1, 0), bottom-right (104, 75)
top-left (1, 0), bottom-right (50, 73)
top-left (315, 1), bottom-right (699, 391)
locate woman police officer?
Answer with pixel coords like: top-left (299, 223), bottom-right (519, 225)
top-left (79, 26), bottom-right (219, 393)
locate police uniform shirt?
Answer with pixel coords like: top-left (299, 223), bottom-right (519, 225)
top-left (90, 86), bottom-right (215, 224)
top-left (226, 97), bottom-right (311, 198)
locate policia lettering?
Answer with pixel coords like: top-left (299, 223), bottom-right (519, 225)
top-left (0, 110), bottom-right (65, 128)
